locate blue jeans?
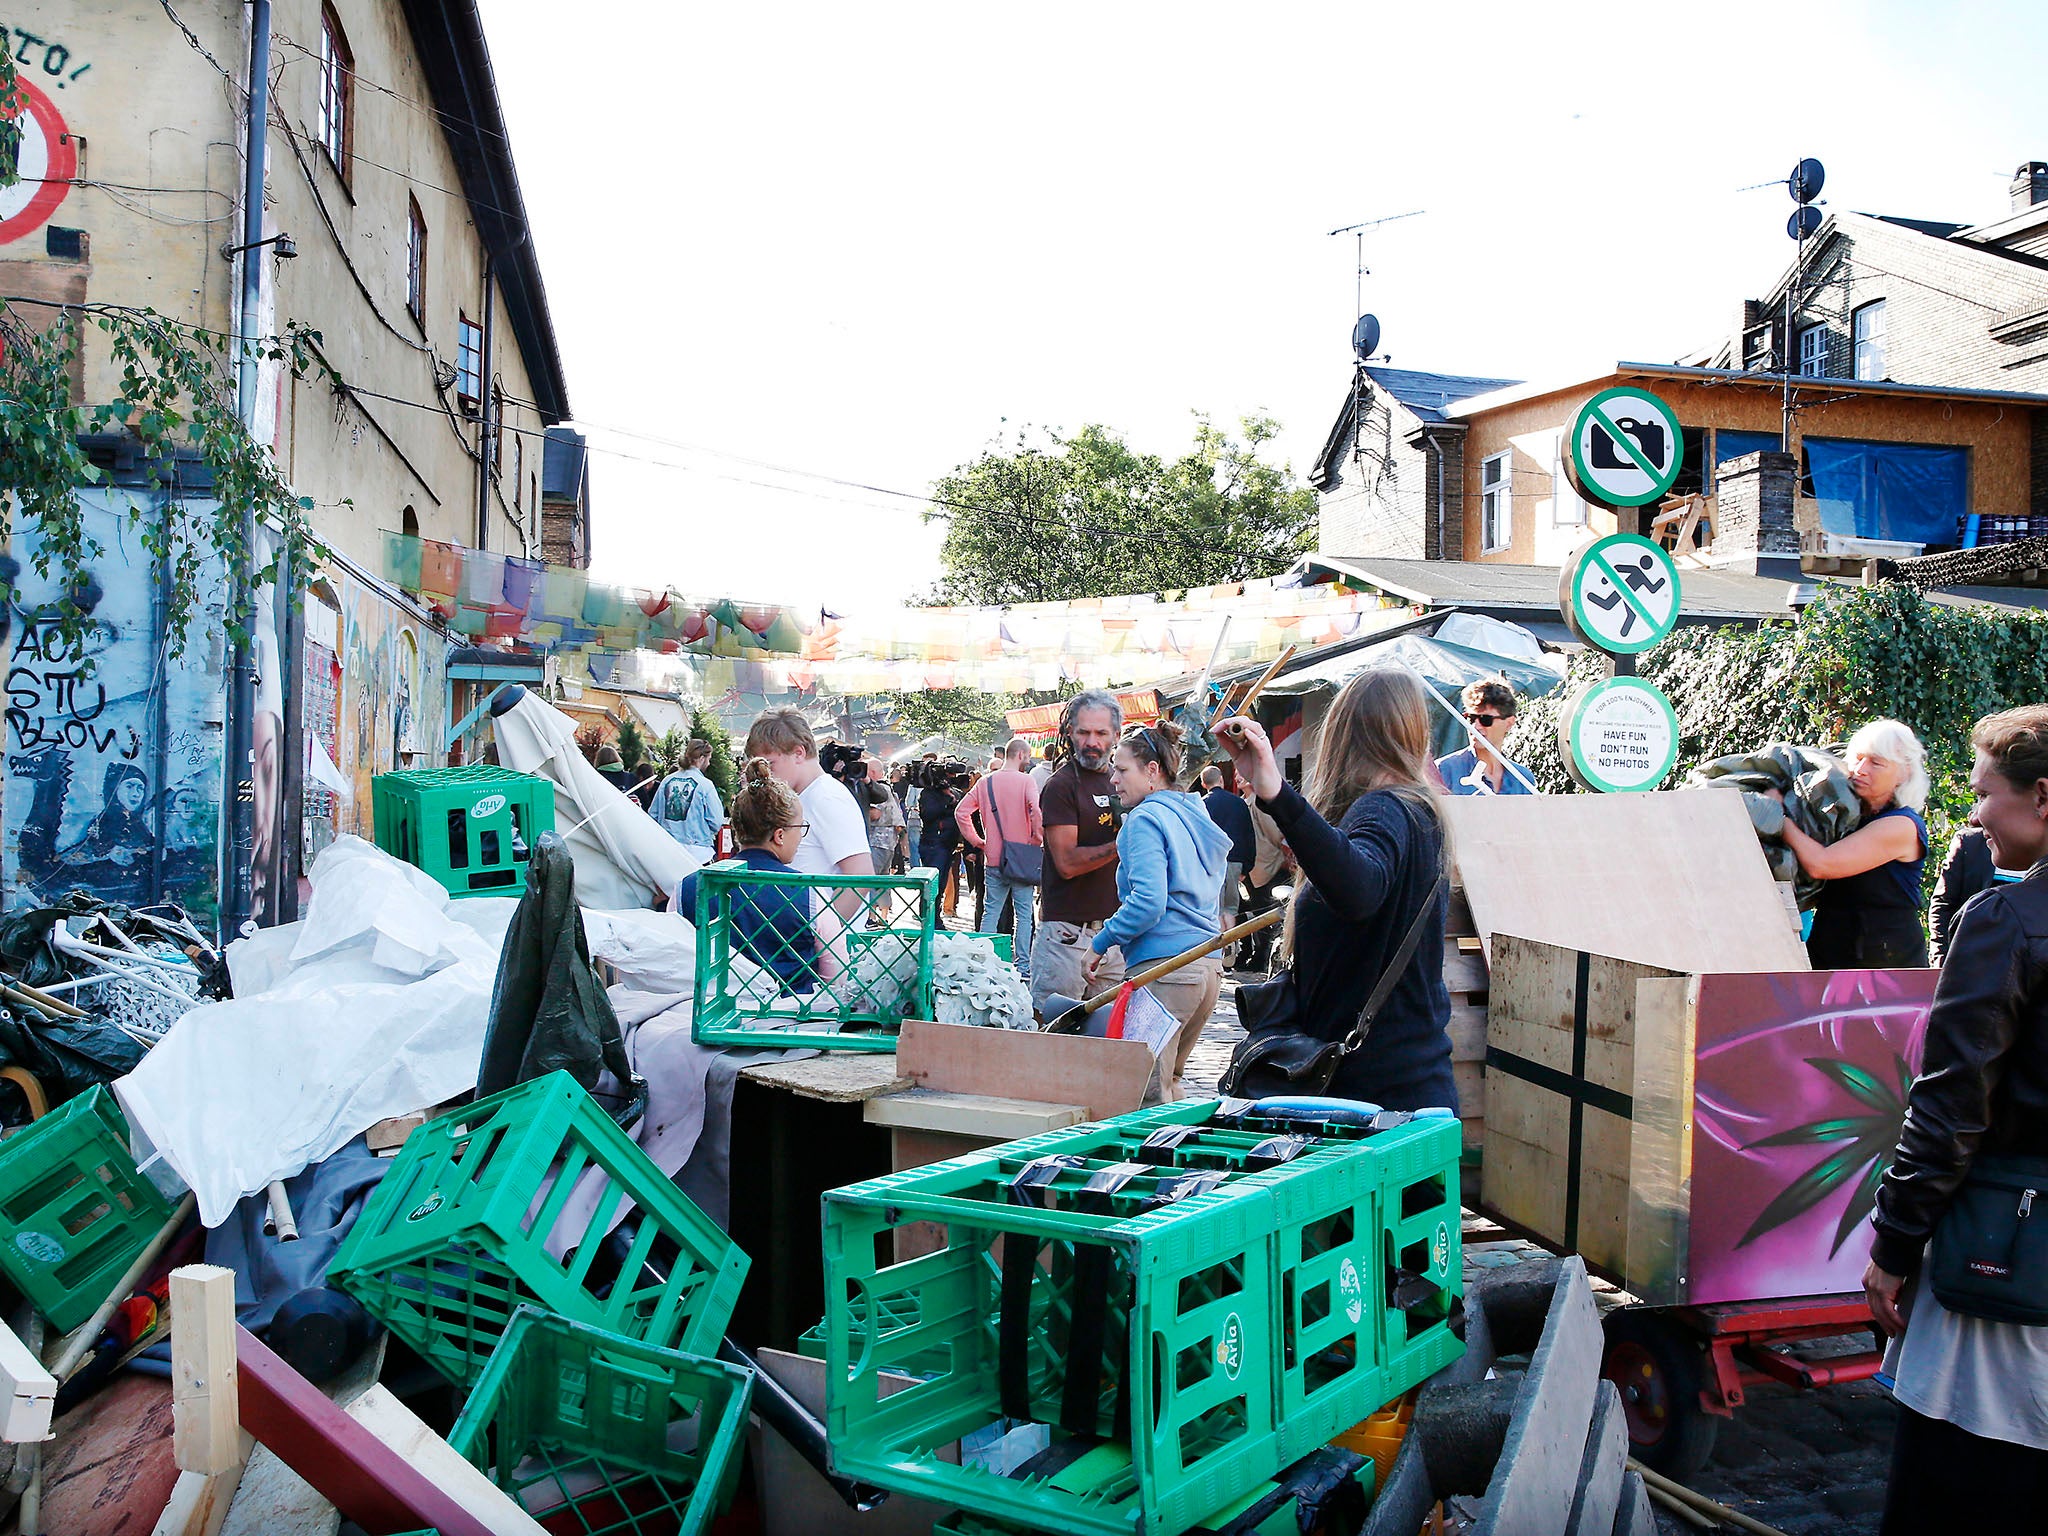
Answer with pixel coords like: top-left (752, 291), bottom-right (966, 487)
top-left (981, 866), bottom-right (1035, 975)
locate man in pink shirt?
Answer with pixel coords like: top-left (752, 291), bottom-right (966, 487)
top-left (956, 737), bottom-right (1044, 977)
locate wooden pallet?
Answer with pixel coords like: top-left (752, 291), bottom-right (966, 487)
top-left (1445, 891), bottom-right (1488, 1186)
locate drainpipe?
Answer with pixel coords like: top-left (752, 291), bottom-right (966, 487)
top-left (1428, 433), bottom-right (1447, 561)
top-left (474, 253), bottom-right (495, 549)
top-left (222, 0), bottom-right (272, 940)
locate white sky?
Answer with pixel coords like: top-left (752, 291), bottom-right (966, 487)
top-left (478, 0), bottom-right (2047, 612)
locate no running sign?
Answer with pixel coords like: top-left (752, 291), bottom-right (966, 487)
top-left (1561, 533), bottom-right (1682, 655)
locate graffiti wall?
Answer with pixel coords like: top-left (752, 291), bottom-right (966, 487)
top-left (1687, 968), bottom-right (1938, 1305)
top-left (3, 494), bottom-right (227, 919)
top-left (302, 563), bottom-right (445, 863)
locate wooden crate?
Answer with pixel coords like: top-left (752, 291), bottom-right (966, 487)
top-left (1484, 935), bottom-right (1942, 1304)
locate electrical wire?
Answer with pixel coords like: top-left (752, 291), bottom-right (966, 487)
top-left (3, 296), bottom-right (1308, 572)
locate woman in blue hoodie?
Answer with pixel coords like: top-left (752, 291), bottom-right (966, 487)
top-left (1085, 720), bottom-right (1233, 1096)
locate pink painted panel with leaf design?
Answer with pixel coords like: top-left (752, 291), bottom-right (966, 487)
top-left (1687, 969), bottom-right (1938, 1305)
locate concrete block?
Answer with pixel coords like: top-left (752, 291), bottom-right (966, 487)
top-left (1563, 1379), bottom-right (1626, 1536)
top-left (1472, 1255), bottom-right (1602, 1536)
top-left (1360, 1422), bottom-right (1440, 1536)
top-left (1611, 1469), bottom-right (1656, 1536)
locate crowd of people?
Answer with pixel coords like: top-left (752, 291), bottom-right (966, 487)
top-left (576, 671), bottom-right (2048, 1515)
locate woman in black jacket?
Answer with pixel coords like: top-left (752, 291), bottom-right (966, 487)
top-left (1867, 706), bottom-right (2048, 1528)
top-left (1215, 668), bottom-right (1454, 1112)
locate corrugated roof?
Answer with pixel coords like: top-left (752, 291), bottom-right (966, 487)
top-left (1320, 555), bottom-right (1803, 621)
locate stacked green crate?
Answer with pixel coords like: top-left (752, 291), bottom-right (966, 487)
top-left (330, 1073), bottom-right (749, 1389)
top-left (820, 1099), bottom-right (1461, 1536)
top-left (371, 765), bottom-right (555, 898)
top-left (689, 862), bottom-right (940, 1051)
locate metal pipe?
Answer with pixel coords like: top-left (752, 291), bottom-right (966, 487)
top-left (474, 252), bottom-right (496, 549)
top-left (223, 0), bottom-right (274, 942)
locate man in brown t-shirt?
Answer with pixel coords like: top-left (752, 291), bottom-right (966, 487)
top-left (1030, 691), bottom-right (1127, 1014)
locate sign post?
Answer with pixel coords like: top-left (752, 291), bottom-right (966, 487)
top-left (1555, 383), bottom-right (1687, 790)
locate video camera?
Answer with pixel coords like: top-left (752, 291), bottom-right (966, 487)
top-left (911, 759), bottom-right (973, 793)
top-left (818, 741), bottom-right (867, 782)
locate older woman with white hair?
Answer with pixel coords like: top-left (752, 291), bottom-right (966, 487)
top-left (1777, 719), bottom-right (1932, 968)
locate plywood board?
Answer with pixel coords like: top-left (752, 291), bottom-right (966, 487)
top-left (897, 1020), bottom-right (1153, 1122)
top-left (34, 1373), bottom-right (181, 1536)
top-left (1482, 935), bottom-right (1678, 1277)
top-left (740, 1052), bottom-right (911, 1102)
top-left (864, 1090), bottom-right (1088, 1140)
top-left (1443, 790), bottom-right (1810, 976)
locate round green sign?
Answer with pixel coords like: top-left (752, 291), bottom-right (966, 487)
top-left (1568, 386), bottom-right (1684, 508)
top-left (1562, 677), bottom-right (1680, 794)
top-left (1560, 533), bottom-right (1683, 655)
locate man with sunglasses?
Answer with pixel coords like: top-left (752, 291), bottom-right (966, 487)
top-left (1435, 679), bottom-right (1534, 796)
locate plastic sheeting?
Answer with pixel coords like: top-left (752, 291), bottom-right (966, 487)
top-left (1805, 437), bottom-right (1969, 546)
top-left (114, 837), bottom-right (695, 1227)
top-left (489, 686), bottom-right (703, 910)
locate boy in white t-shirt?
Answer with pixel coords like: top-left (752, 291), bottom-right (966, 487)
top-left (745, 710), bottom-right (877, 978)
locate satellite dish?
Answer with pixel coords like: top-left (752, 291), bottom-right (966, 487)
top-left (1789, 157), bottom-right (1825, 204)
top-left (1352, 313), bottom-right (1382, 361)
top-left (1787, 205), bottom-right (1824, 241)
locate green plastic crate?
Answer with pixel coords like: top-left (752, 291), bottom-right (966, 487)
top-left (690, 862), bottom-right (939, 1052)
top-left (372, 765), bottom-right (555, 899)
top-left (820, 1100), bottom-right (1461, 1536)
top-left (0, 1086), bottom-right (175, 1332)
top-left (449, 1308), bottom-right (752, 1536)
top-left (330, 1073), bottom-right (749, 1389)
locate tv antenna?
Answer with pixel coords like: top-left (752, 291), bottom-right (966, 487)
top-left (1328, 209), bottom-right (1424, 318)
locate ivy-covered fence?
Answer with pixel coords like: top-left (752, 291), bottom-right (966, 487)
top-left (1506, 582), bottom-right (2048, 856)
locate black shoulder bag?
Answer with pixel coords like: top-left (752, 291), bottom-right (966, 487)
top-left (1927, 1153), bottom-right (2048, 1325)
top-left (1218, 872), bottom-right (1446, 1100)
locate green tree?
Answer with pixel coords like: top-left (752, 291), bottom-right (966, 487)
top-left (889, 687), bottom-right (1062, 754)
top-left (614, 715), bottom-right (651, 777)
top-left (691, 720), bottom-right (740, 805)
top-left (925, 415), bottom-right (1317, 605)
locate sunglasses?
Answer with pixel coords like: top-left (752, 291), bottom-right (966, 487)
top-left (1464, 711), bottom-right (1511, 727)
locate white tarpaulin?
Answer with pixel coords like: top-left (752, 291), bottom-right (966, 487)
top-left (115, 837), bottom-right (698, 1227)
top-left (490, 687), bottom-right (703, 910)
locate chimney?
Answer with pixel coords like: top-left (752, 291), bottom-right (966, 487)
top-left (2012, 162), bottom-right (2048, 212)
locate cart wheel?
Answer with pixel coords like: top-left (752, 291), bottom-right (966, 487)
top-left (1601, 1309), bottom-right (1718, 1480)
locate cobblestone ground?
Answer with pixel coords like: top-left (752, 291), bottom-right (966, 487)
top-left (1186, 970), bottom-right (1899, 1536)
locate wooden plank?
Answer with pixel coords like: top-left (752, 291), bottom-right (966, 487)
top-left (235, 1325), bottom-right (500, 1536)
top-left (864, 1089), bottom-right (1088, 1139)
top-left (172, 1265), bottom-right (243, 1476)
top-left (343, 1386), bottom-right (547, 1536)
top-left (897, 1020), bottom-right (1154, 1122)
top-left (1442, 791), bottom-right (1810, 976)
top-left (0, 1317), bottom-right (55, 1443)
top-left (1624, 976), bottom-right (1698, 1307)
top-left (219, 1326), bottom-right (385, 1536)
top-left (33, 1374), bottom-right (181, 1536)
top-left (740, 1052), bottom-right (911, 1103)
top-left (364, 1115), bottom-right (423, 1155)
top-left (1454, 1059), bottom-right (1485, 1118)
top-left (1446, 1001), bottom-right (1488, 1063)
top-left (152, 1438), bottom-right (254, 1536)
top-left (1443, 943), bottom-right (1490, 996)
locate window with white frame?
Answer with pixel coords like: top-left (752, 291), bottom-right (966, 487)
top-left (1550, 435), bottom-right (1586, 527)
top-left (1480, 451), bottom-right (1512, 552)
top-left (1853, 300), bottom-right (1887, 381)
top-left (405, 197), bottom-right (427, 323)
top-left (317, 6), bottom-right (353, 176)
top-left (456, 315), bottom-right (482, 412)
top-left (1797, 323), bottom-right (1828, 378)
